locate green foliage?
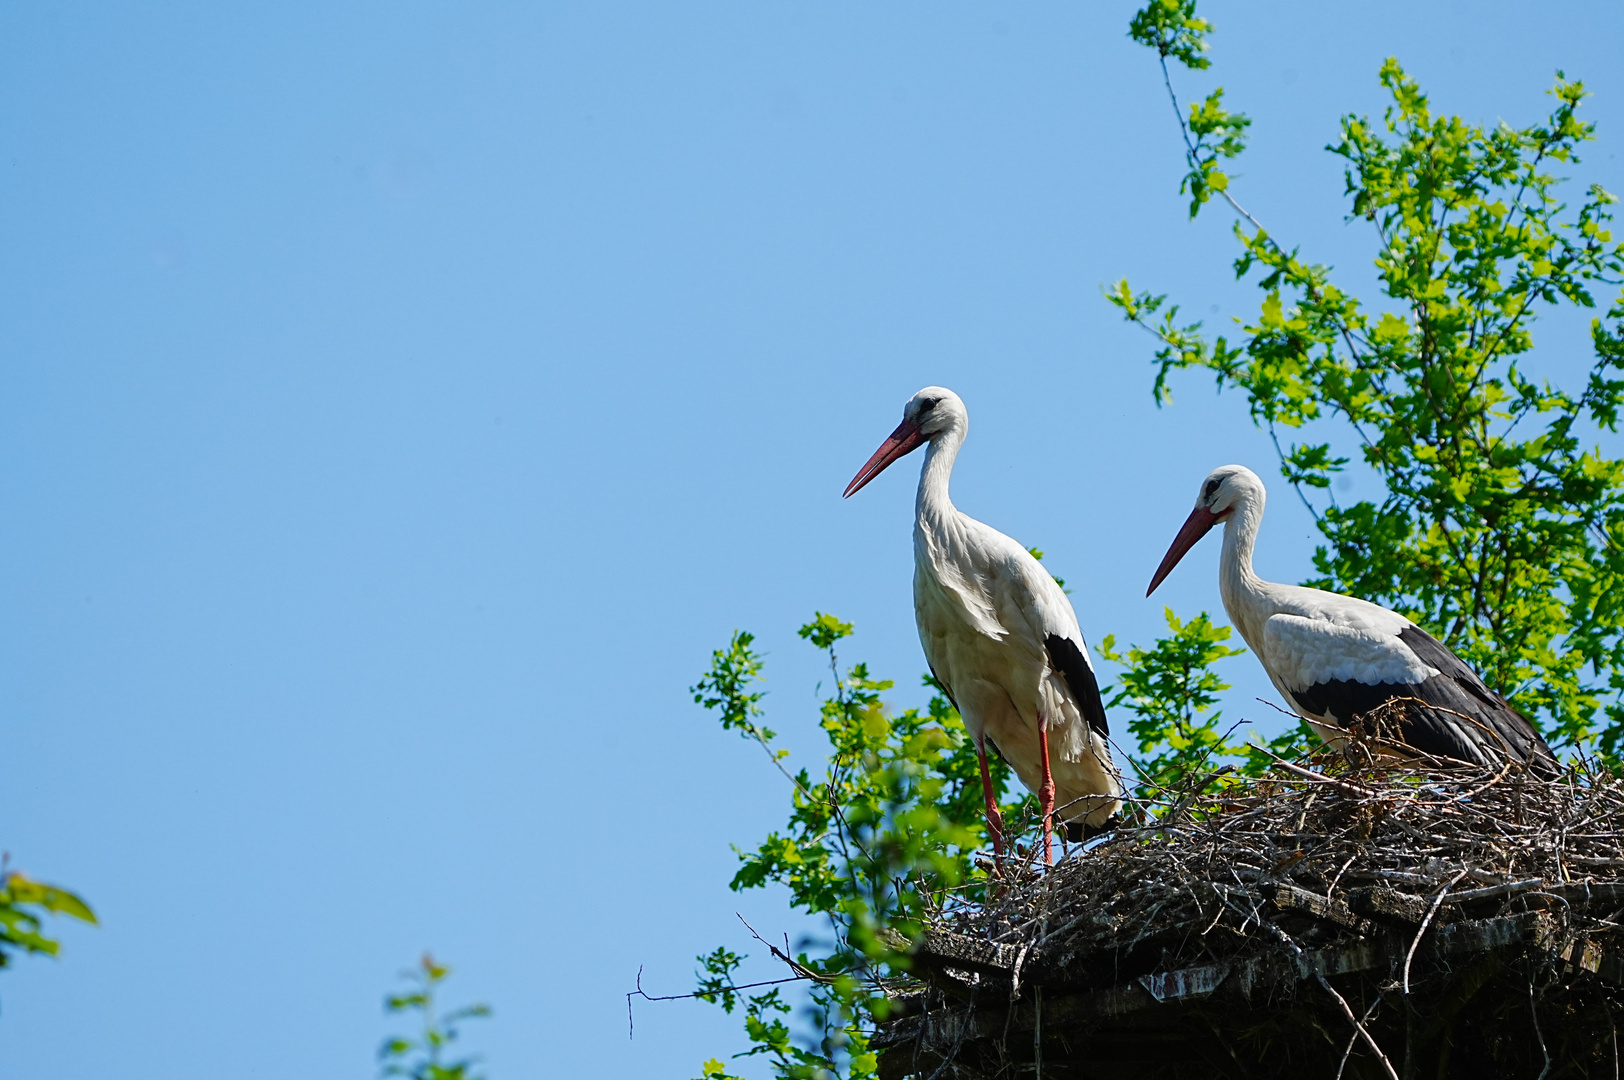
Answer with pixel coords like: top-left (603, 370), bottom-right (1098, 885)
top-left (379, 955), bottom-right (491, 1080)
top-left (1175, 88), bottom-right (1251, 219)
top-left (695, 631), bottom-right (776, 748)
top-left (689, 616), bottom-right (1025, 1079)
top-left (1115, 2), bottom-right (1624, 759)
top-left (1100, 608), bottom-right (1247, 795)
top-left (1126, 0), bottom-right (1212, 71)
top-left (695, 1057), bottom-right (749, 1080)
top-left (797, 613), bottom-right (853, 651)
top-left (1100, 608), bottom-right (1315, 803)
top-left (1128, 0), bottom-right (1249, 217)
top-left (0, 857), bottom-right (96, 970)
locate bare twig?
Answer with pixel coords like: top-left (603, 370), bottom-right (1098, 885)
top-left (1531, 981), bottom-right (1552, 1080)
top-left (1403, 870), bottom-right (1470, 993)
top-left (624, 965), bottom-right (805, 1039)
top-left (737, 914), bottom-right (834, 984)
top-left (1260, 751), bottom-right (1376, 798)
top-left (1316, 971), bottom-right (1401, 1080)
top-left (1335, 991), bottom-right (1387, 1080)
top-left (921, 987), bottom-right (977, 1080)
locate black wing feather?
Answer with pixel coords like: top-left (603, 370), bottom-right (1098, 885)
top-left (1290, 625), bottom-right (1554, 771)
top-left (1044, 633), bottom-right (1110, 739)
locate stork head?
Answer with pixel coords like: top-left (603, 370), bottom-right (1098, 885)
top-left (1146, 465), bottom-right (1264, 596)
top-left (843, 387), bottom-right (965, 498)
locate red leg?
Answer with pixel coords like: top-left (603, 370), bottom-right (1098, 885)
top-left (1038, 715), bottom-right (1056, 866)
top-left (975, 734), bottom-right (1005, 869)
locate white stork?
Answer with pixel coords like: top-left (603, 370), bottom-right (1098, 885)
top-left (844, 387), bottom-right (1123, 864)
top-left (1147, 464), bottom-right (1557, 771)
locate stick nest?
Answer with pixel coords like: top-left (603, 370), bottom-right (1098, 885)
top-left (881, 734), bottom-right (1624, 1078)
top-left (954, 755), bottom-right (1623, 968)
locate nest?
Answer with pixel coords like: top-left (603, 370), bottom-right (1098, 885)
top-left (875, 737), bottom-right (1624, 1079)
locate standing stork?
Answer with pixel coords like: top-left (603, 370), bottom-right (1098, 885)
top-left (1147, 464), bottom-right (1557, 771)
top-left (844, 387), bottom-right (1123, 864)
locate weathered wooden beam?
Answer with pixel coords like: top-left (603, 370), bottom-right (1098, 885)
top-left (877, 911), bottom-right (1576, 1078)
top-left (1138, 962), bottom-right (1233, 1003)
top-left (1348, 885), bottom-right (1432, 924)
top-left (1264, 882), bottom-right (1371, 931)
top-left (912, 928), bottom-right (1017, 977)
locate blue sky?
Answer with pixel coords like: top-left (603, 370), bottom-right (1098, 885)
top-left (3, 2), bottom-right (1621, 1077)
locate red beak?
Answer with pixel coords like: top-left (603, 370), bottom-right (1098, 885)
top-left (844, 419), bottom-right (926, 498)
top-left (1146, 506), bottom-right (1222, 596)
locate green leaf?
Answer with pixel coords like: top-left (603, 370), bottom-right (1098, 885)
top-left (797, 613), bottom-right (853, 650)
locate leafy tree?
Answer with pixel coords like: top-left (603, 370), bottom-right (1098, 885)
top-left (0, 856), bottom-right (95, 972)
top-left (1112, 0), bottom-right (1624, 758)
top-left (379, 954), bottom-right (490, 1080)
top-left (686, 616), bottom-right (1034, 1080)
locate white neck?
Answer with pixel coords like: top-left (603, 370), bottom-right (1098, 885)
top-left (1217, 495), bottom-right (1270, 650)
top-left (915, 425), bottom-right (963, 526)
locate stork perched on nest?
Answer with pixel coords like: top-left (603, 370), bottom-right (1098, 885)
top-left (1147, 464), bottom-right (1557, 771)
top-left (844, 387), bottom-right (1123, 864)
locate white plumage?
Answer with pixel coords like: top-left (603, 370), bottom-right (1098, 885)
top-left (1262, 611), bottom-right (1437, 691)
top-left (845, 387), bottom-right (1123, 861)
top-left (1148, 464), bottom-right (1555, 770)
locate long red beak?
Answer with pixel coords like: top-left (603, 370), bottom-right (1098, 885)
top-left (1146, 506), bottom-right (1222, 596)
top-left (844, 419), bottom-right (926, 498)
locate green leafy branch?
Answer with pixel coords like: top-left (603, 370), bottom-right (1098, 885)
top-left (0, 856), bottom-right (96, 970)
top-left (1128, 0), bottom-right (1254, 219)
top-left (379, 955), bottom-right (490, 1080)
top-left (1101, 609), bottom-right (1314, 807)
top-left (686, 615), bottom-right (1030, 1079)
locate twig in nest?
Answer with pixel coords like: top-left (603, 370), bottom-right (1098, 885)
top-left (1531, 980), bottom-right (1552, 1080)
top-left (1160, 765), bottom-right (1237, 826)
top-left (1335, 991), bottom-right (1386, 1080)
top-left (1258, 749), bottom-right (1375, 798)
top-left (921, 986), bottom-right (978, 1080)
top-left (1403, 869), bottom-right (1469, 993)
top-left (1316, 970), bottom-right (1400, 1080)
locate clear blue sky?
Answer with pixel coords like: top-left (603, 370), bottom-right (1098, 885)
top-left (3, 2), bottom-right (1620, 1077)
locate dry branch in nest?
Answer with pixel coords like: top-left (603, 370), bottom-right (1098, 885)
top-left (875, 724), bottom-right (1624, 1079)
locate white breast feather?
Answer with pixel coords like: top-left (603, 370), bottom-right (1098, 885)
top-left (915, 564), bottom-right (1006, 649)
top-left (914, 526), bottom-right (1010, 641)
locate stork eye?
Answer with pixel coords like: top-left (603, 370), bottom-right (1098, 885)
top-left (1202, 479), bottom-right (1220, 500)
top-left (918, 398), bottom-right (939, 413)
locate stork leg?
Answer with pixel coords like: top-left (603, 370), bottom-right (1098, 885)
top-left (974, 734), bottom-right (1005, 868)
top-left (1038, 714), bottom-right (1056, 866)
